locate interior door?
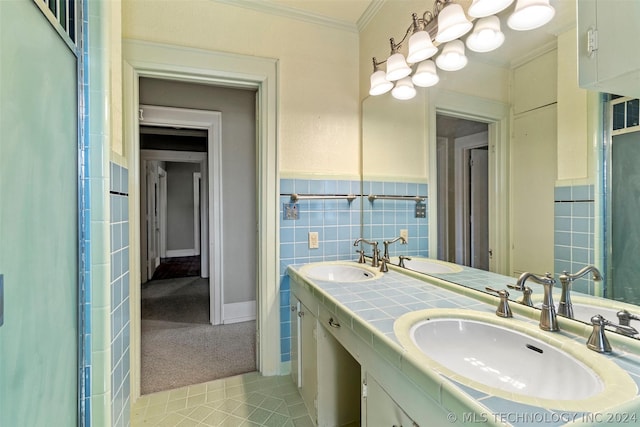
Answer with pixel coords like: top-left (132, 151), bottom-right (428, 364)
top-left (470, 148), bottom-right (489, 270)
top-left (146, 161), bottom-right (161, 279)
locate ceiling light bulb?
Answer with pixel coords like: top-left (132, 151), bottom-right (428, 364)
top-left (435, 40), bottom-right (468, 71)
top-left (468, 0), bottom-right (515, 18)
top-left (412, 60), bottom-right (439, 87)
top-left (369, 70), bottom-right (393, 96)
top-left (466, 16), bottom-right (505, 53)
top-left (435, 3), bottom-right (473, 43)
top-left (386, 52), bottom-right (412, 81)
top-left (507, 0), bottom-right (555, 31)
top-left (407, 30), bottom-right (438, 64)
top-left (391, 77), bottom-right (417, 100)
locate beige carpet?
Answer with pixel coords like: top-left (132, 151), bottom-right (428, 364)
top-left (141, 277), bottom-right (257, 395)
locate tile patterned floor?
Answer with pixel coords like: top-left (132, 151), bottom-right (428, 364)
top-left (131, 371), bottom-right (315, 426)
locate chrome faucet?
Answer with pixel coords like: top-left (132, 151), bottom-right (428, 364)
top-left (558, 266), bottom-right (603, 319)
top-left (516, 272), bottom-right (558, 331)
top-left (353, 238), bottom-right (380, 268)
top-left (382, 236), bottom-right (407, 260)
top-left (379, 237), bottom-right (406, 272)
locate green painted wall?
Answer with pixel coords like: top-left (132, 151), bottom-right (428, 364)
top-left (0, 1), bottom-right (78, 425)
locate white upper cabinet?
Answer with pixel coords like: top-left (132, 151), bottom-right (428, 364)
top-left (577, 0), bottom-right (640, 97)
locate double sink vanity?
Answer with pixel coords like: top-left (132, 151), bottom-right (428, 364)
top-left (288, 255), bottom-right (640, 426)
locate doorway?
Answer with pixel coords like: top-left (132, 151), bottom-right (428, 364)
top-left (137, 98), bottom-right (258, 394)
top-left (436, 114), bottom-right (490, 270)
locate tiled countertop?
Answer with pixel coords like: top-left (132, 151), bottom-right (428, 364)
top-left (288, 261), bottom-right (640, 427)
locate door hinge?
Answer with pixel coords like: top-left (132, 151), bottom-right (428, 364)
top-left (362, 379), bottom-right (368, 398)
top-left (587, 27), bottom-right (598, 58)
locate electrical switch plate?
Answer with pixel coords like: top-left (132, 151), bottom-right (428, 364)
top-left (309, 232), bottom-right (319, 249)
top-left (400, 229), bottom-right (409, 242)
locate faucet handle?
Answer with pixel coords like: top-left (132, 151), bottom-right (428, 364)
top-left (485, 287), bottom-right (513, 318)
top-left (588, 314), bottom-right (638, 352)
top-left (398, 255), bottom-right (412, 268)
top-left (507, 284), bottom-right (533, 307)
top-left (587, 314), bottom-right (612, 353)
top-left (355, 249), bottom-right (366, 264)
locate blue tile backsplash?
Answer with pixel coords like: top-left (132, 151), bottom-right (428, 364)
top-left (110, 163), bottom-right (130, 427)
top-left (362, 180), bottom-right (429, 258)
top-left (279, 178), bottom-right (429, 363)
top-left (554, 184), bottom-right (595, 294)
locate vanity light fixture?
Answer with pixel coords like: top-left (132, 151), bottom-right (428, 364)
top-left (368, 0), bottom-right (556, 99)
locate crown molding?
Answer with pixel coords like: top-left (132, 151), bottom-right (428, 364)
top-left (357, 0), bottom-right (386, 32)
top-left (212, 0), bottom-right (358, 33)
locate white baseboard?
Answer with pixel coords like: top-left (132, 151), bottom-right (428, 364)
top-left (223, 300), bottom-right (256, 324)
top-left (166, 249), bottom-right (197, 257)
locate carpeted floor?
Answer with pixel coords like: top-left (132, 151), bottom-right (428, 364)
top-left (151, 256), bottom-right (201, 280)
top-left (141, 276), bottom-right (257, 395)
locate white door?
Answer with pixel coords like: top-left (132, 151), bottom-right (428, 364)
top-left (146, 161), bottom-right (161, 279)
top-left (470, 148), bottom-right (489, 270)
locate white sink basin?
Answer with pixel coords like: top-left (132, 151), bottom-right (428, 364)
top-left (395, 309), bottom-right (636, 411)
top-left (299, 262), bottom-right (382, 282)
top-left (392, 257), bottom-right (463, 274)
top-left (410, 318), bottom-right (601, 400)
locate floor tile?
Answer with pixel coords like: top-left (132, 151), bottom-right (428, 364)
top-left (132, 372), bottom-right (314, 427)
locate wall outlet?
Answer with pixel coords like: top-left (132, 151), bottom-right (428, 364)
top-left (400, 229), bottom-right (409, 243)
top-left (309, 232), bottom-right (319, 249)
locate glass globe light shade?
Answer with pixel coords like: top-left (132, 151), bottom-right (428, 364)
top-left (412, 60), bottom-right (439, 87)
top-left (386, 52), bottom-right (412, 81)
top-left (507, 0), bottom-right (555, 31)
top-left (435, 40), bottom-right (468, 71)
top-left (466, 16), bottom-right (505, 53)
top-left (468, 0), bottom-right (514, 18)
top-left (369, 70), bottom-right (393, 96)
top-left (391, 77), bottom-right (417, 100)
top-left (435, 3), bottom-right (473, 43)
top-left (407, 30), bottom-right (438, 64)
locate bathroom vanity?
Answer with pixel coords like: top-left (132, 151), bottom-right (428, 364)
top-left (288, 260), bottom-right (640, 427)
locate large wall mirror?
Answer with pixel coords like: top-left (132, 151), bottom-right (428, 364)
top-left (360, 0), bottom-right (640, 340)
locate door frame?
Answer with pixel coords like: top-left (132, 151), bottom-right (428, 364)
top-left (453, 132), bottom-right (488, 265)
top-left (429, 90), bottom-right (510, 275)
top-left (124, 40), bottom-right (280, 402)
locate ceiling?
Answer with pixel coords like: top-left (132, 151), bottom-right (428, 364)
top-left (258, 0), bottom-right (576, 67)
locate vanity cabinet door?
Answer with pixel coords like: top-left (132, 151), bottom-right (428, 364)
top-left (363, 373), bottom-right (417, 427)
top-left (290, 297), bottom-right (300, 387)
top-left (298, 301), bottom-right (318, 424)
top-left (577, 0), bottom-right (640, 97)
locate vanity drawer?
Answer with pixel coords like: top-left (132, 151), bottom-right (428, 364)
top-left (318, 304), bottom-right (352, 349)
